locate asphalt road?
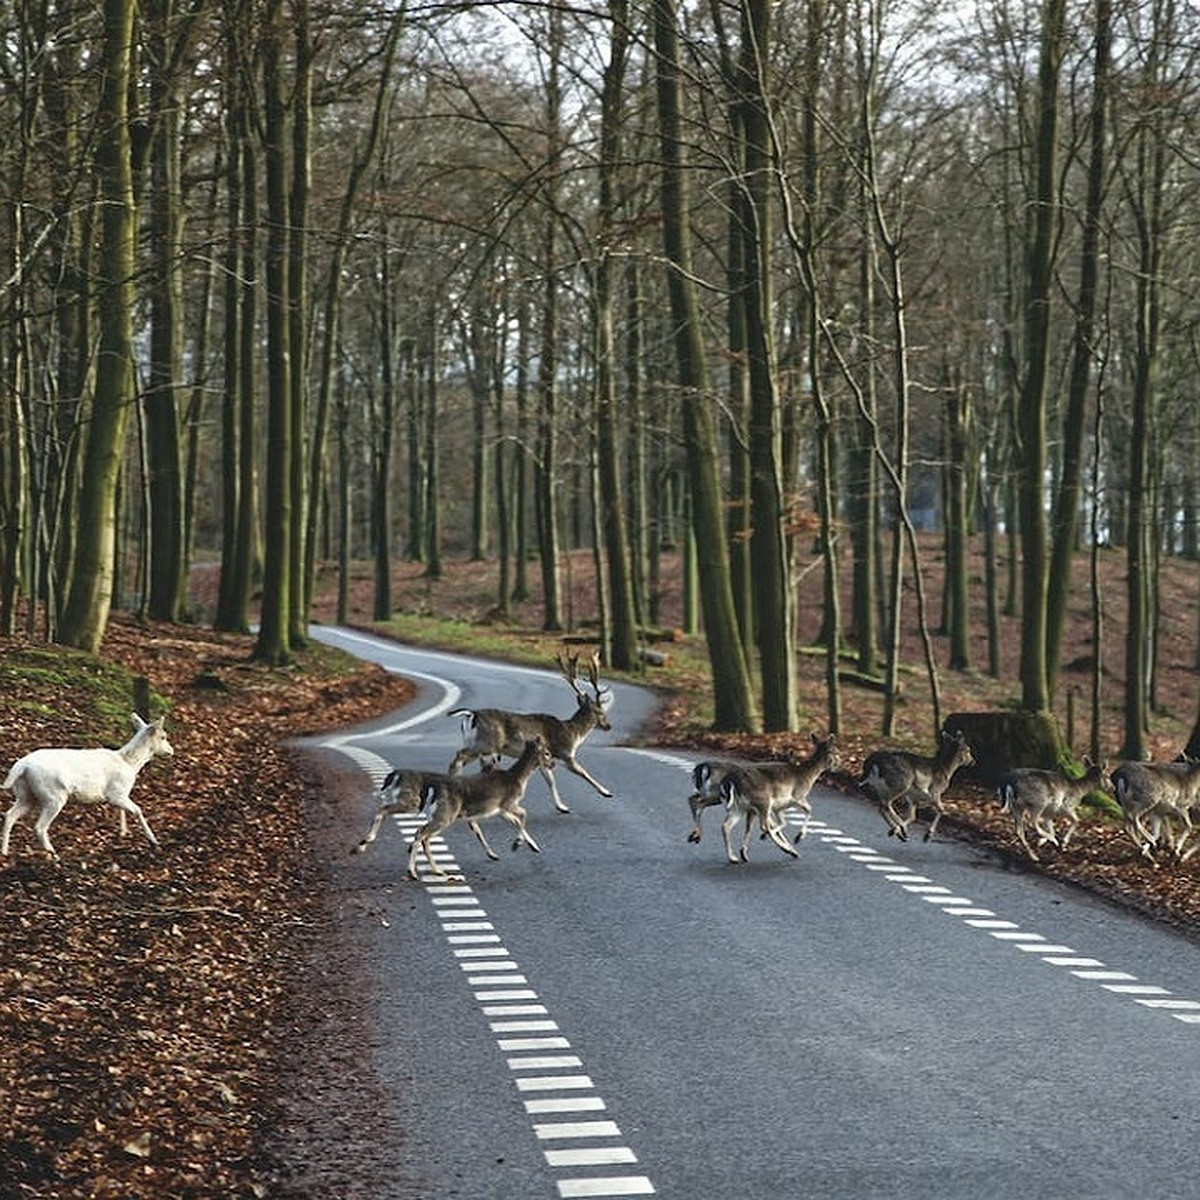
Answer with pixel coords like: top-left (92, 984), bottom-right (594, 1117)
top-left (305, 626), bottom-right (1200, 1200)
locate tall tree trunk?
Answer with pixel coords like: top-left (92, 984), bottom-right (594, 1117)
top-left (738, 0), bottom-right (796, 730)
top-left (424, 308), bottom-right (442, 580)
top-left (536, 6), bottom-right (564, 632)
top-left (1124, 31), bottom-right (1168, 759)
top-left (945, 373), bottom-right (971, 670)
top-left (287, 0), bottom-right (312, 647)
top-left (1016, 0), bottom-right (1067, 714)
top-left (304, 6), bottom-right (404, 616)
top-left (625, 260), bottom-right (649, 630)
top-left (146, 0), bottom-right (185, 621)
top-left (216, 11), bottom-right (255, 633)
top-left (511, 283), bottom-right (531, 603)
top-left (595, 0), bottom-right (638, 670)
top-left (653, 0), bottom-right (757, 731)
top-left (255, 0), bottom-right (293, 665)
top-left (1045, 0), bottom-right (1110, 692)
top-left (59, 0), bottom-right (138, 652)
top-left (373, 236), bottom-right (396, 620)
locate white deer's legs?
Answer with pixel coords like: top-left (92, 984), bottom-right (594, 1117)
top-left (1, 789), bottom-right (34, 856)
top-left (109, 794), bottom-right (158, 847)
top-left (32, 794), bottom-right (68, 857)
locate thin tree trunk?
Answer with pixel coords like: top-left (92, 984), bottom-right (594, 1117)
top-left (255, 0), bottom-right (293, 665)
top-left (1045, 0), bottom-right (1110, 693)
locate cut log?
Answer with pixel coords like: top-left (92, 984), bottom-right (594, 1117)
top-left (942, 710), bottom-right (1065, 788)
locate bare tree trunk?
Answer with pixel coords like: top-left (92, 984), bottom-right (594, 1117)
top-left (145, 0), bottom-right (186, 622)
top-left (288, 0), bottom-right (312, 647)
top-left (1046, 0), bottom-right (1110, 693)
top-left (595, 0), bottom-right (638, 670)
top-left (653, 0), bottom-right (757, 731)
top-left (255, 0), bottom-right (293, 665)
top-left (1016, 0), bottom-right (1067, 714)
top-left (59, 0), bottom-right (138, 652)
top-left (217, 7), bottom-right (256, 633)
top-left (738, 0), bottom-right (796, 731)
top-left (304, 7), bottom-right (403, 616)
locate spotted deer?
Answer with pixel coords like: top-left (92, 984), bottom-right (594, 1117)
top-left (448, 652), bottom-right (613, 814)
top-left (996, 758), bottom-right (1108, 862)
top-left (686, 760), bottom-right (744, 844)
top-left (714, 734), bottom-right (840, 864)
top-left (354, 767), bottom-right (463, 855)
top-left (408, 736), bottom-right (553, 882)
top-left (1110, 758), bottom-right (1200, 863)
top-left (859, 730), bottom-right (974, 842)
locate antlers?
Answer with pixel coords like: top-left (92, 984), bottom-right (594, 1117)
top-left (556, 651), bottom-right (610, 708)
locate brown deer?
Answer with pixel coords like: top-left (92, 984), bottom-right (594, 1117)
top-left (715, 734), bottom-right (840, 864)
top-left (996, 759), bottom-right (1108, 862)
top-left (409, 737), bottom-right (553, 882)
top-left (859, 730), bottom-right (975, 842)
top-left (354, 767), bottom-right (463, 856)
top-left (1110, 759), bottom-right (1200, 863)
top-left (447, 652), bottom-right (613, 813)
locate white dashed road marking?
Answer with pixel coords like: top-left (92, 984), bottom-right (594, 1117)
top-left (799, 818), bottom-right (1200, 1025)
top-left (315, 729), bottom-right (656, 1197)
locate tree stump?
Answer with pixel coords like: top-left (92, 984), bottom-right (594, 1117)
top-left (943, 710), bottom-right (1065, 788)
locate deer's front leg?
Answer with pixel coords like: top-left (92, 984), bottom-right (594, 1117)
top-left (354, 809), bottom-right (388, 854)
top-left (467, 818), bottom-right (500, 861)
top-left (762, 806), bottom-right (800, 859)
top-left (687, 792), bottom-right (719, 843)
top-left (563, 756), bottom-right (612, 799)
top-left (500, 805), bottom-right (541, 853)
top-left (539, 765), bottom-right (571, 814)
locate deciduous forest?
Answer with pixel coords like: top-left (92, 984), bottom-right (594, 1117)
top-left (2, 0), bottom-right (1199, 755)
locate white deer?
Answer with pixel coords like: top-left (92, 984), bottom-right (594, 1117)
top-left (448, 651), bottom-right (613, 813)
top-left (2, 715), bottom-right (174, 859)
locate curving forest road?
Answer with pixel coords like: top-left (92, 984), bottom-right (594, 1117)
top-left (297, 626), bottom-right (1200, 1200)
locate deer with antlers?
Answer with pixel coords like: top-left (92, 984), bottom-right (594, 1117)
top-left (447, 652), bottom-right (614, 813)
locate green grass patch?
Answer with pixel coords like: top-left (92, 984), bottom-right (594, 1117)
top-left (1, 644), bottom-right (168, 744)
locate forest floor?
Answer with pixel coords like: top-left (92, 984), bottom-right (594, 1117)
top-left (2, 536), bottom-right (1200, 1197)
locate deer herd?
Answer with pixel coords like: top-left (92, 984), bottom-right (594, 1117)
top-left (5, 651), bottom-right (1200, 876)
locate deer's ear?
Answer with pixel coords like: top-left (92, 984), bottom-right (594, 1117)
top-left (131, 713), bottom-right (148, 731)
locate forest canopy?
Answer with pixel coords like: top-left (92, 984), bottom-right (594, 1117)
top-left (1, 0), bottom-right (1198, 752)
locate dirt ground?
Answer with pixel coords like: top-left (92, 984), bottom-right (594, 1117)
top-left (3, 536), bottom-right (1200, 1198)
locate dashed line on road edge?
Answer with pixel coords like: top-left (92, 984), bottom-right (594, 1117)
top-left (321, 741), bottom-right (656, 1198)
top-left (806, 818), bottom-right (1200, 1026)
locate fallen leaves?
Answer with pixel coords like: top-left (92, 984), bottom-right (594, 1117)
top-left (0, 614), bottom-right (415, 1199)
